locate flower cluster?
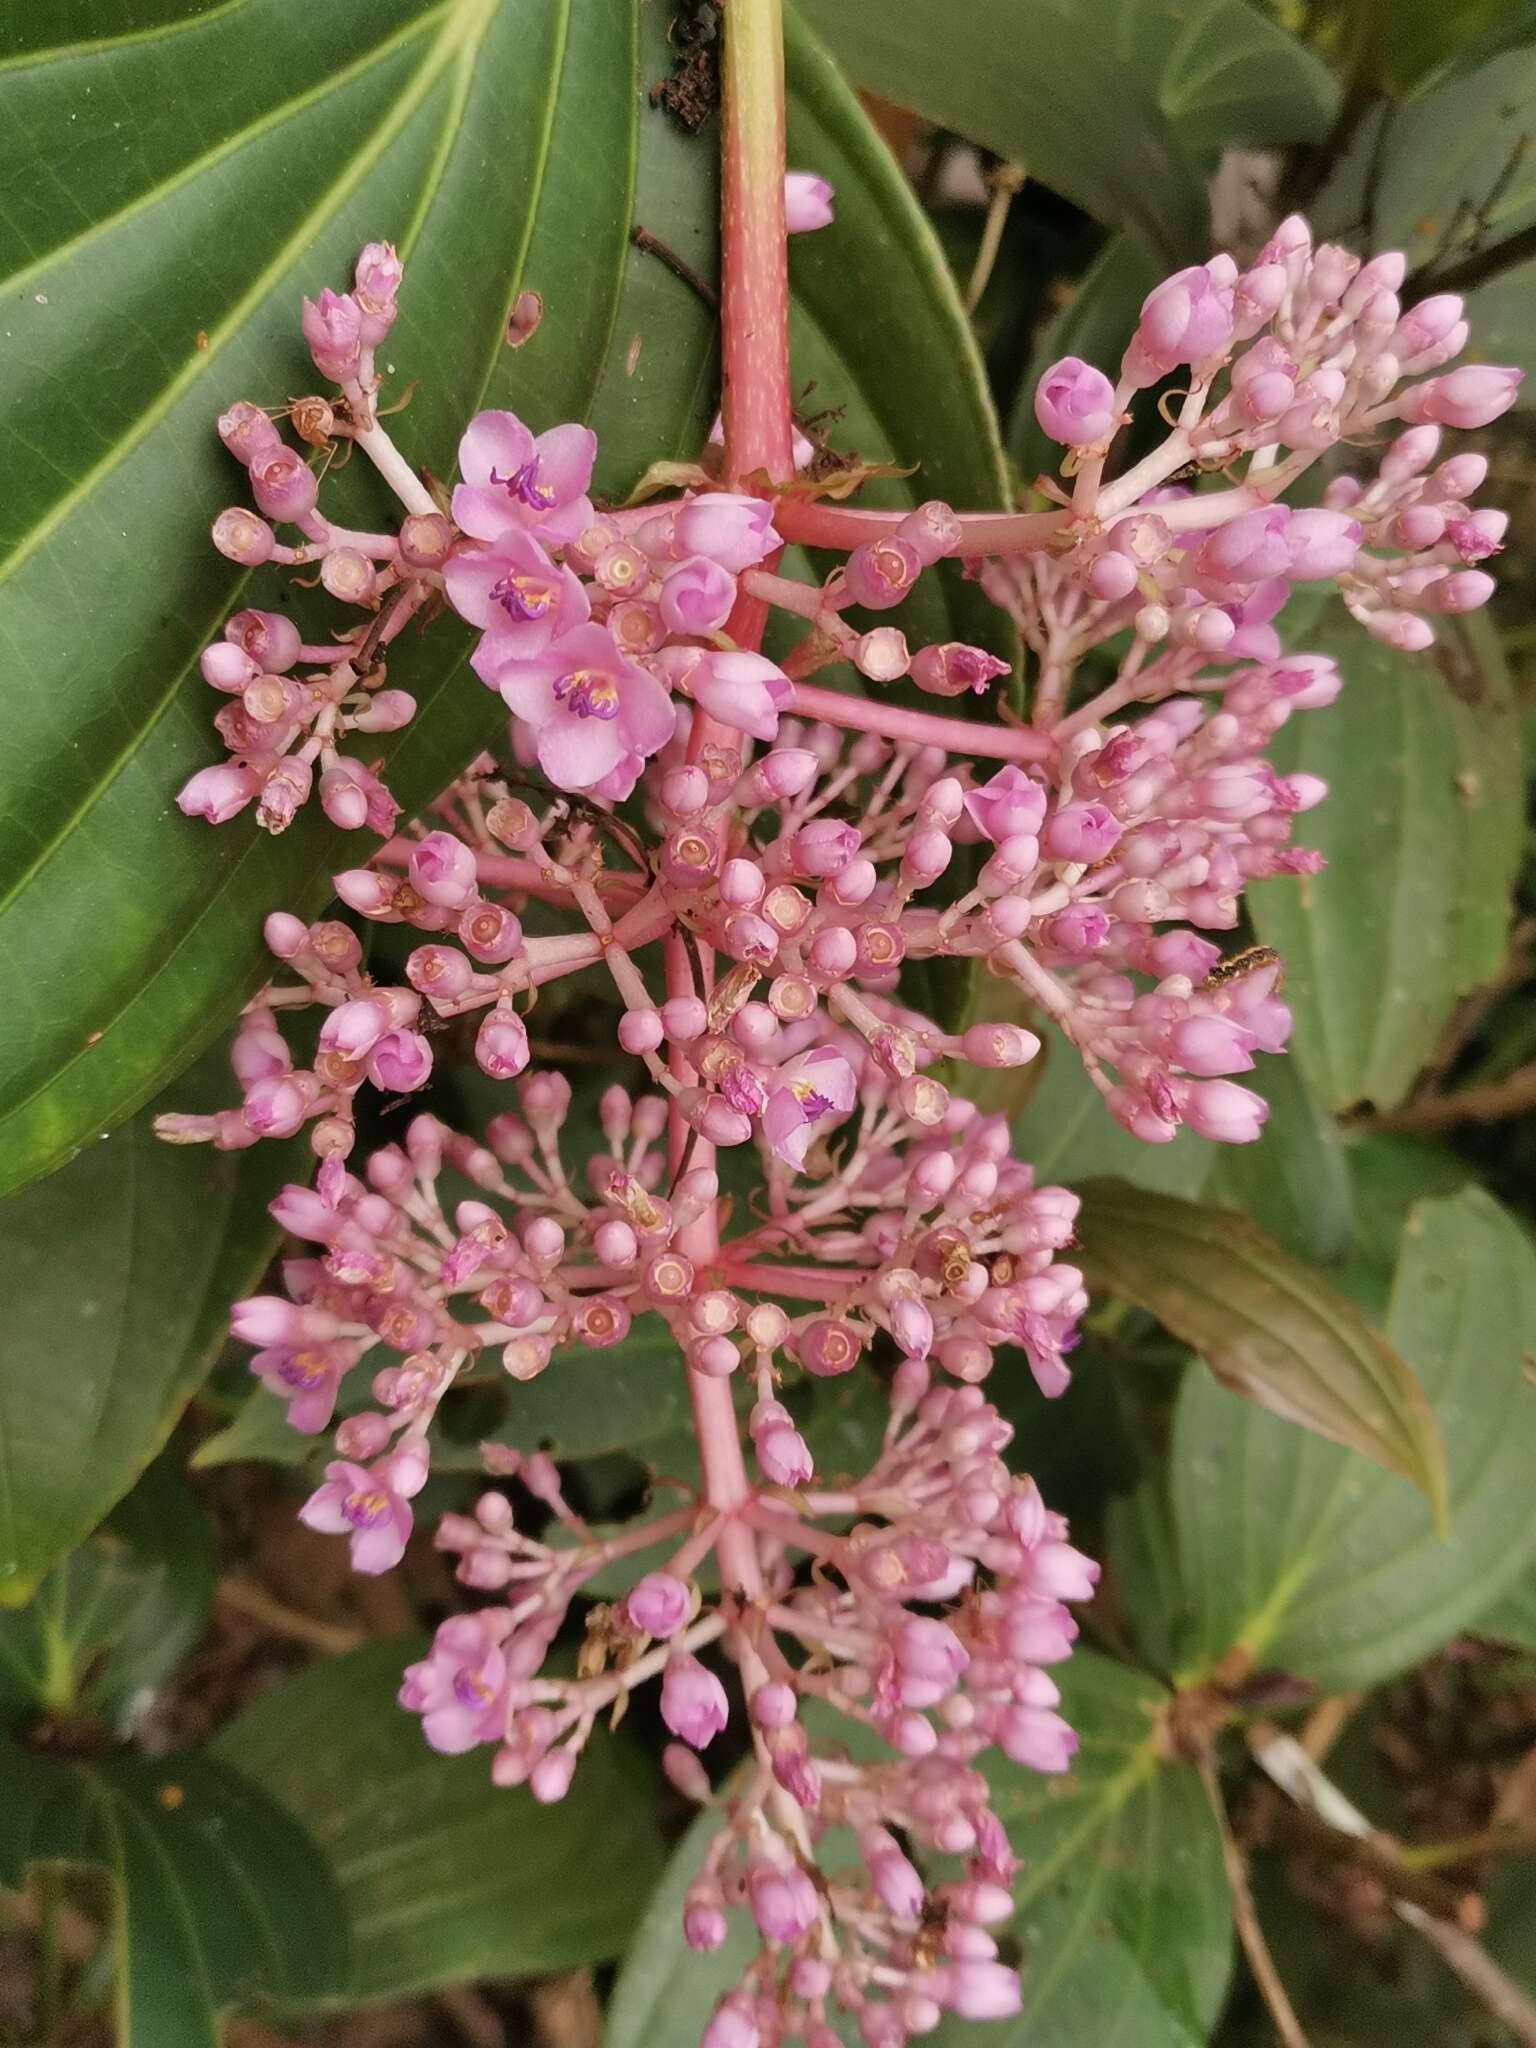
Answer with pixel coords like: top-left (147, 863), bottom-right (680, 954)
top-left (165, 202), bottom-right (1516, 2048)
top-left (228, 1061), bottom-right (1092, 2041)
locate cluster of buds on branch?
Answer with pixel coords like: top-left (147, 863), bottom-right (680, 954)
top-left (161, 190), bottom-right (1515, 2047)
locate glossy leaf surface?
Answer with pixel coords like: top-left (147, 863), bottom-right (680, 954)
top-left (219, 1634), bottom-right (665, 2000)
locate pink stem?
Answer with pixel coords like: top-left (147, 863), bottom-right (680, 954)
top-left (774, 498), bottom-right (1068, 553)
top-left (787, 679), bottom-right (1055, 761)
top-left (719, 0), bottom-right (794, 486)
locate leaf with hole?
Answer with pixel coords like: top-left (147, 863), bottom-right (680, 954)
top-left (1074, 1179), bottom-right (1447, 1519)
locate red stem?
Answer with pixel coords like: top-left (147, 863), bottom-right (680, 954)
top-left (719, 0), bottom-right (794, 486)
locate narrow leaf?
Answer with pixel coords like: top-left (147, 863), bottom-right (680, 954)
top-left (1074, 1179), bottom-right (1448, 1521)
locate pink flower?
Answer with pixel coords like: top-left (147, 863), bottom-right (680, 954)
top-left (661, 1654), bottom-right (729, 1749)
top-left (446, 530), bottom-right (591, 662)
top-left (495, 622), bottom-right (675, 793)
top-left (1124, 260), bottom-right (1235, 385)
top-left (399, 1615), bottom-right (509, 1752)
top-left (627, 1572), bottom-right (691, 1638)
top-left (964, 765), bottom-right (1047, 843)
top-left (686, 650), bottom-right (793, 741)
top-left (177, 762), bottom-right (258, 824)
top-left (1033, 355), bottom-right (1119, 447)
top-left (673, 492), bottom-right (781, 572)
top-left (452, 408), bottom-right (597, 547)
top-left (299, 1458), bottom-right (415, 1573)
top-left (762, 1048), bottom-right (857, 1167)
top-left (784, 170), bottom-right (834, 233)
top-left (249, 1343), bottom-right (351, 1433)
top-left (658, 556), bottom-right (738, 635)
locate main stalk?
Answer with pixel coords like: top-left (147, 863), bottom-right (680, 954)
top-left (672, 0), bottom-right (798, 1598)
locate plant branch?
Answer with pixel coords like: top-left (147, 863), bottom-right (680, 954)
top-left (1196, 1751), bottom-right (1313, 2048)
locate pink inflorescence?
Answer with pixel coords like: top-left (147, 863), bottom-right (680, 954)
top-left (164, 213), bottom-right (1516, 2047)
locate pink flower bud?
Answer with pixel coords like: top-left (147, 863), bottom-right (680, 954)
top-left (1285, 508), bottom-right (1361, 580)
top-left (476, 1009), bottom-right (531, 1080)
top-left (660, 1654), bottom-right (729, 1749)
top-left (1182, 1076), bottom-right (1267, 1142)
top-left (962, 1021), bottom-right (1041, 1068)
top-left (843, 537), bottom-right (921, 611)
top-left (748, 1860), bottom-right (819, 1943)
top-left (218, 400), bottom-right (282, 463)
top-left (409, 830), bottom-right (480, 908)
top-left (176, 762), bottom-right (257, 824)
top-left (248, 446), bottom-right (318, 523)
top-left (755, 1423), bottom-right (813, 1486)
top-left (899, 500), bottom-right (963, 563)
top-left (212, 507), bottom-right (275, 565)
top-left (688, 650), bottom-right (792, 741)
top-left (353, 240), bottom-right (403, 343)
top-left (659, 556), bottom-right (737, 635)
top-left (1033, 355), bottom-right (1119, 446)
top-left (673, 492), bottom-right (780, 572)
top-left (1042, 802), bottom-right (1121, 863)
top-left (320, 546), bottom-right (378, 606)
top-left (367, 1030), bottom-right (433, 1094)
top-left (784, 170), bottom-right (834, 233)
top-left (1400, 363), bottom-right (1523, 430)
top-left (301, 287), bottom-right (363, 378)
top-left (626, 1572), bottom-right (691, 1637)
top-left (1125, 262), bottom-right (1234, 385)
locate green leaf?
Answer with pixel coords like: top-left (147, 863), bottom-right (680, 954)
top-left (1205, 1054), bottom-right (1353, 1265)
top-left (794, 0), bottom-right (1335, 265)
top-left (1249, 612), bottom-right (1523, 1113)
top-left (217, 1634), bottom-right (665, 2001)
top-left (0, 0), bottom-right (720, 1198)
top-left (1075, 1180), bottom-right (1448, 1518)
top-left (930, 1653), bottom-right (1231, 2048)
top-left (1, 0), bottom-right (1018, 1198)
top-left (0, 1046), bottom-right (294, 1606)
top-left (782, 4), bottom-right (1017, 677)
top-left (1315, 39), bottom-right (1536, 279)
top-left (1008, 234), bottom-right (1162, 488)
top-left (1169, 1187), bottom-right (1536, 1690)
top-left (604, 1808), bottom-right (754, 2048)
top-left (0, 1458), bottom-right (214, 1730)
top-left (1009, 1032), bottom-right (1213, 1198)
top-left (0, 1742), bottom-right (347, 2045)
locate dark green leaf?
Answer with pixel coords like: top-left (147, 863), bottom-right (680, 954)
top-left (795, 0), bottom-right (1335, 265)
top-left (0, 0), bottom-right (718, 1197)
top-left (1249, 612), bottom-right (1522, 1112)
top-left (1315, 41), bottom-right (1536, 277)
top-left (1, 0), bottom-right (1017, 1196)
top-left (603, 1808), bottom-right (754, 2048)
top-left (1107, 1477), bottom-right (1184, 1680)
top-left (217, 1634), bottom-right (665, 2000)
top-left (1169, 1187), bottom-right (1536, 1689)
top-left (1205, 1054), bottom-right (1353, 1265)
top-left (1075, 1180), bottom-right (1447, 1517)
top-left (0, 1048), bottom-right (294, 1605)
top-left (0, 1458), bottom-right (214, 1730)
top-left (930, 1652), bottom-right (1231, 2048)
top-left (0, 1743), bottom-right (347, 2045)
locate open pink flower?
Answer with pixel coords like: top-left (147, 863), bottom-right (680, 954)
top-left (762, 1047), bottom-right (857, 1168)
top-left (452, 408), bottom-right (597, 547)
top-left (250, 1342), bottom-right (352, 1434)
top-left (299, 1457), bottom-right (415, 1573)
top-left (495, 622), bottom-right (675, 793)
top-left (445, 529), bottom-right (591, 667)
top-left (399, 1615), bottom-right (510, 1753)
